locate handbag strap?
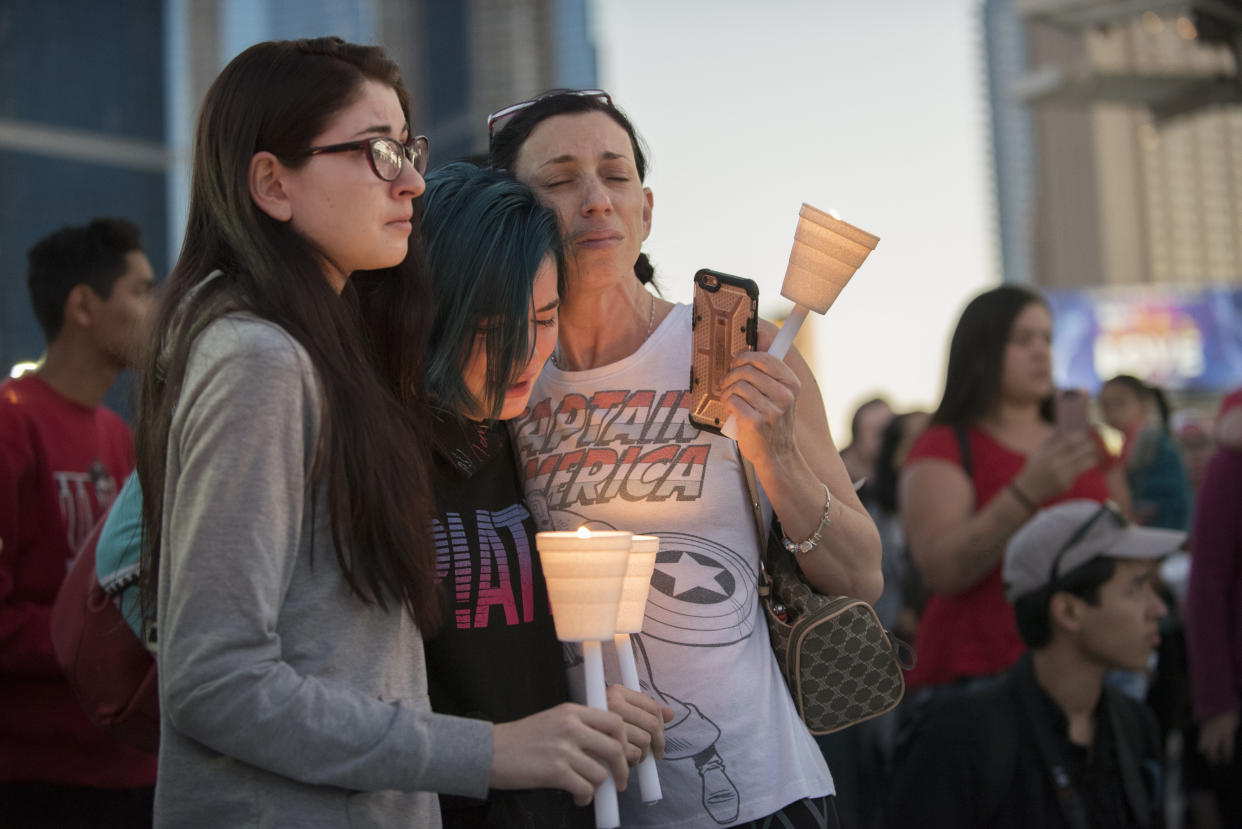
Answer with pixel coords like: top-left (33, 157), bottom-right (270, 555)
top-left (736, 448), bottom-right (772, 597)
top-left (739, 452), bottom-right (766, 552)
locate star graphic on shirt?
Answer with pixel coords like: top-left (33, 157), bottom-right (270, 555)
top-left (657, 552), bottom-right (729, 599)
top-left (641, 532), bottom-right (755, 645)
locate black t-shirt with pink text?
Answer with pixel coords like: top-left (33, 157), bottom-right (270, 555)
top-left (425, 412), bottom-right (585, 829)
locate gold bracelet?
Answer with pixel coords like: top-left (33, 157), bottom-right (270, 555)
top-left (781, 483), bottom-right (832, 555)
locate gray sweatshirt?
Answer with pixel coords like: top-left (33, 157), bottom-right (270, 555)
top-left (154, 314), bottom-right (491, 828)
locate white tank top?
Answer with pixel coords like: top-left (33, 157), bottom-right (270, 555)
top-left (511, 303), bottom-right (832, 828)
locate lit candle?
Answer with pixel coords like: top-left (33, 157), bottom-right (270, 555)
top-left (722, 203), bottom-right (879, 439)
top-left (614, 534), bottom-right (662, 804)
top-left (536, 527), bottom-right (632, 828)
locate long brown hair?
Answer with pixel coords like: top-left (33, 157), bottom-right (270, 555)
top-left (137, 37), bottom-right (440, 632)
top-left (931, 285), bottom-right (1054, 428)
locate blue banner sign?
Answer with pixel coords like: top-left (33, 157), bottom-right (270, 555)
top-left (1045, 285), bottom-right (1242, 393)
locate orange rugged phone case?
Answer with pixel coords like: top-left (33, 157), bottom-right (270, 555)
top-left (689, 269), bottom-right (759, 434)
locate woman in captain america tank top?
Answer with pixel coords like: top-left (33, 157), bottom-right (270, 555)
top-left (490, 90), bottom-right (883, 829)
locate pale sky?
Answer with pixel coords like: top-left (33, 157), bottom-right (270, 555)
top-left (591, 0), bottom-right (997, 440)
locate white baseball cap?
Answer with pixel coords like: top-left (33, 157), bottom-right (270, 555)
top-left (1003, 499), bottom-right (1185, 602)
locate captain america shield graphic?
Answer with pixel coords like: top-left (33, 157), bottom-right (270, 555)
top-left (641, 532), bottom-right (757, 647)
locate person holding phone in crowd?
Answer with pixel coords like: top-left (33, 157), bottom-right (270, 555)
top-left (491, 89), bottom-right (882, 829)
top-left (135, 41), bottom-right (633, 827)
top-left (898, 286), bottom-right (1130, 699)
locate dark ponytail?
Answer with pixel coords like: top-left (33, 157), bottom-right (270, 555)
top-left (635, 252), bottom-right (655, 286)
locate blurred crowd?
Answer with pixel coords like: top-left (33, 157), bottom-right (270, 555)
top-left (823, 286), bottom-right (1242, 829)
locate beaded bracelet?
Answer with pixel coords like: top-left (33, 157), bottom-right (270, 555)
top-left (782, 483), bottom-right (833, 555)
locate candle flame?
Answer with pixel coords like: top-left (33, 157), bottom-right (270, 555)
top-left (576, 526), bottom-right (593, 539)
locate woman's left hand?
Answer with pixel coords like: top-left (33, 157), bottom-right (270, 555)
top-left (720, 326), bottom-right (802, 466)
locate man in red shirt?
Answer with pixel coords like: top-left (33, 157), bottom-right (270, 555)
top-left (0, 218), bottom-right (156, 827)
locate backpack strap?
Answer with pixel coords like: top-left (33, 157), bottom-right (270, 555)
top-left (954, 423), bottom-right (973, 479)
top-left (1013, 668), bottom-right (1094, 829)
top-left (1104, 687), bottom-right (1157, 829)
top-left (980, 680), bottom-right (1019, 822)
top-left (954, 424), bottom-right (978, 513)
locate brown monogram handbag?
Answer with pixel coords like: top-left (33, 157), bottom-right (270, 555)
top-left (741, 456), bottom-right (914, 734)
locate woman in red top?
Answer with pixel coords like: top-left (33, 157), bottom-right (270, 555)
top-left (899, 285), bottom-right (1130, 689)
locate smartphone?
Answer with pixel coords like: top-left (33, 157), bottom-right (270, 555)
top-left (1054, 388), bottom-right (1089, 435)
top-left (689, 269), bottom-right (759, 434)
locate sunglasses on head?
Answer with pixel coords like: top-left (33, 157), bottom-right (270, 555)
top-left (1047, 501), bottom-right (1128, 583)
top-left (486, 89), bottom-right (613, 141)
top-left (301, 134), bottom-right (429, 182)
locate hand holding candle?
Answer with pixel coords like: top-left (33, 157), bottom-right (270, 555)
top-left (721, 203), bottom-right (879, 439)
top-left (535, 528), bottom-right (633, 829)
top-left (614, 534), bottom-right (662, 804)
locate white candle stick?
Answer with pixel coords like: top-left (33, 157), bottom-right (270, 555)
top-left (720, 206), bottom-right (877, 442)
top-left (615, 632), bottom-right (662, 803)
top-left (766, 304), bottom-right (809, 363)
top-left (535, 529), bottom-right (632, 827)
top-left (611, 532), bottom-right (662, 804)
top-left (583, 640), bottom-right (620, 828)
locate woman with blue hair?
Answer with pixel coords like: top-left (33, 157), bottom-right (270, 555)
top-left (419, 161), bottom-right (667, 827)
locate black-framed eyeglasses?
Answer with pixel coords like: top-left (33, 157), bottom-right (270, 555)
top-left (302, 134), bottom-right (429, 182)
top-left (1048, 501), bottom-right (1127, 583)
top-left (487, 89), bottom-right (613, 140)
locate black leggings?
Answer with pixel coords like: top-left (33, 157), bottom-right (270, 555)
top-left (730, 795), bottom-right (840, 829)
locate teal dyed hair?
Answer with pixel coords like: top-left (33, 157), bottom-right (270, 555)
top-left (422, 162), bottom-right (563, 419)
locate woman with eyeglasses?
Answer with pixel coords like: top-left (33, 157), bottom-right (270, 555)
top-left (136, 41), bottom-right (630, 827)
top-left (491, 90), bottom-right (882, 829)
top-left (898, 286), bottom-right (1130, 696)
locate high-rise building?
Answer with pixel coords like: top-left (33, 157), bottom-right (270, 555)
top-left (983, 0), bottom-right (1242, 395)
top-left (985, 0), bottom-right (1242, 290)
top-left (0, 0), bottom-right (597, 404)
